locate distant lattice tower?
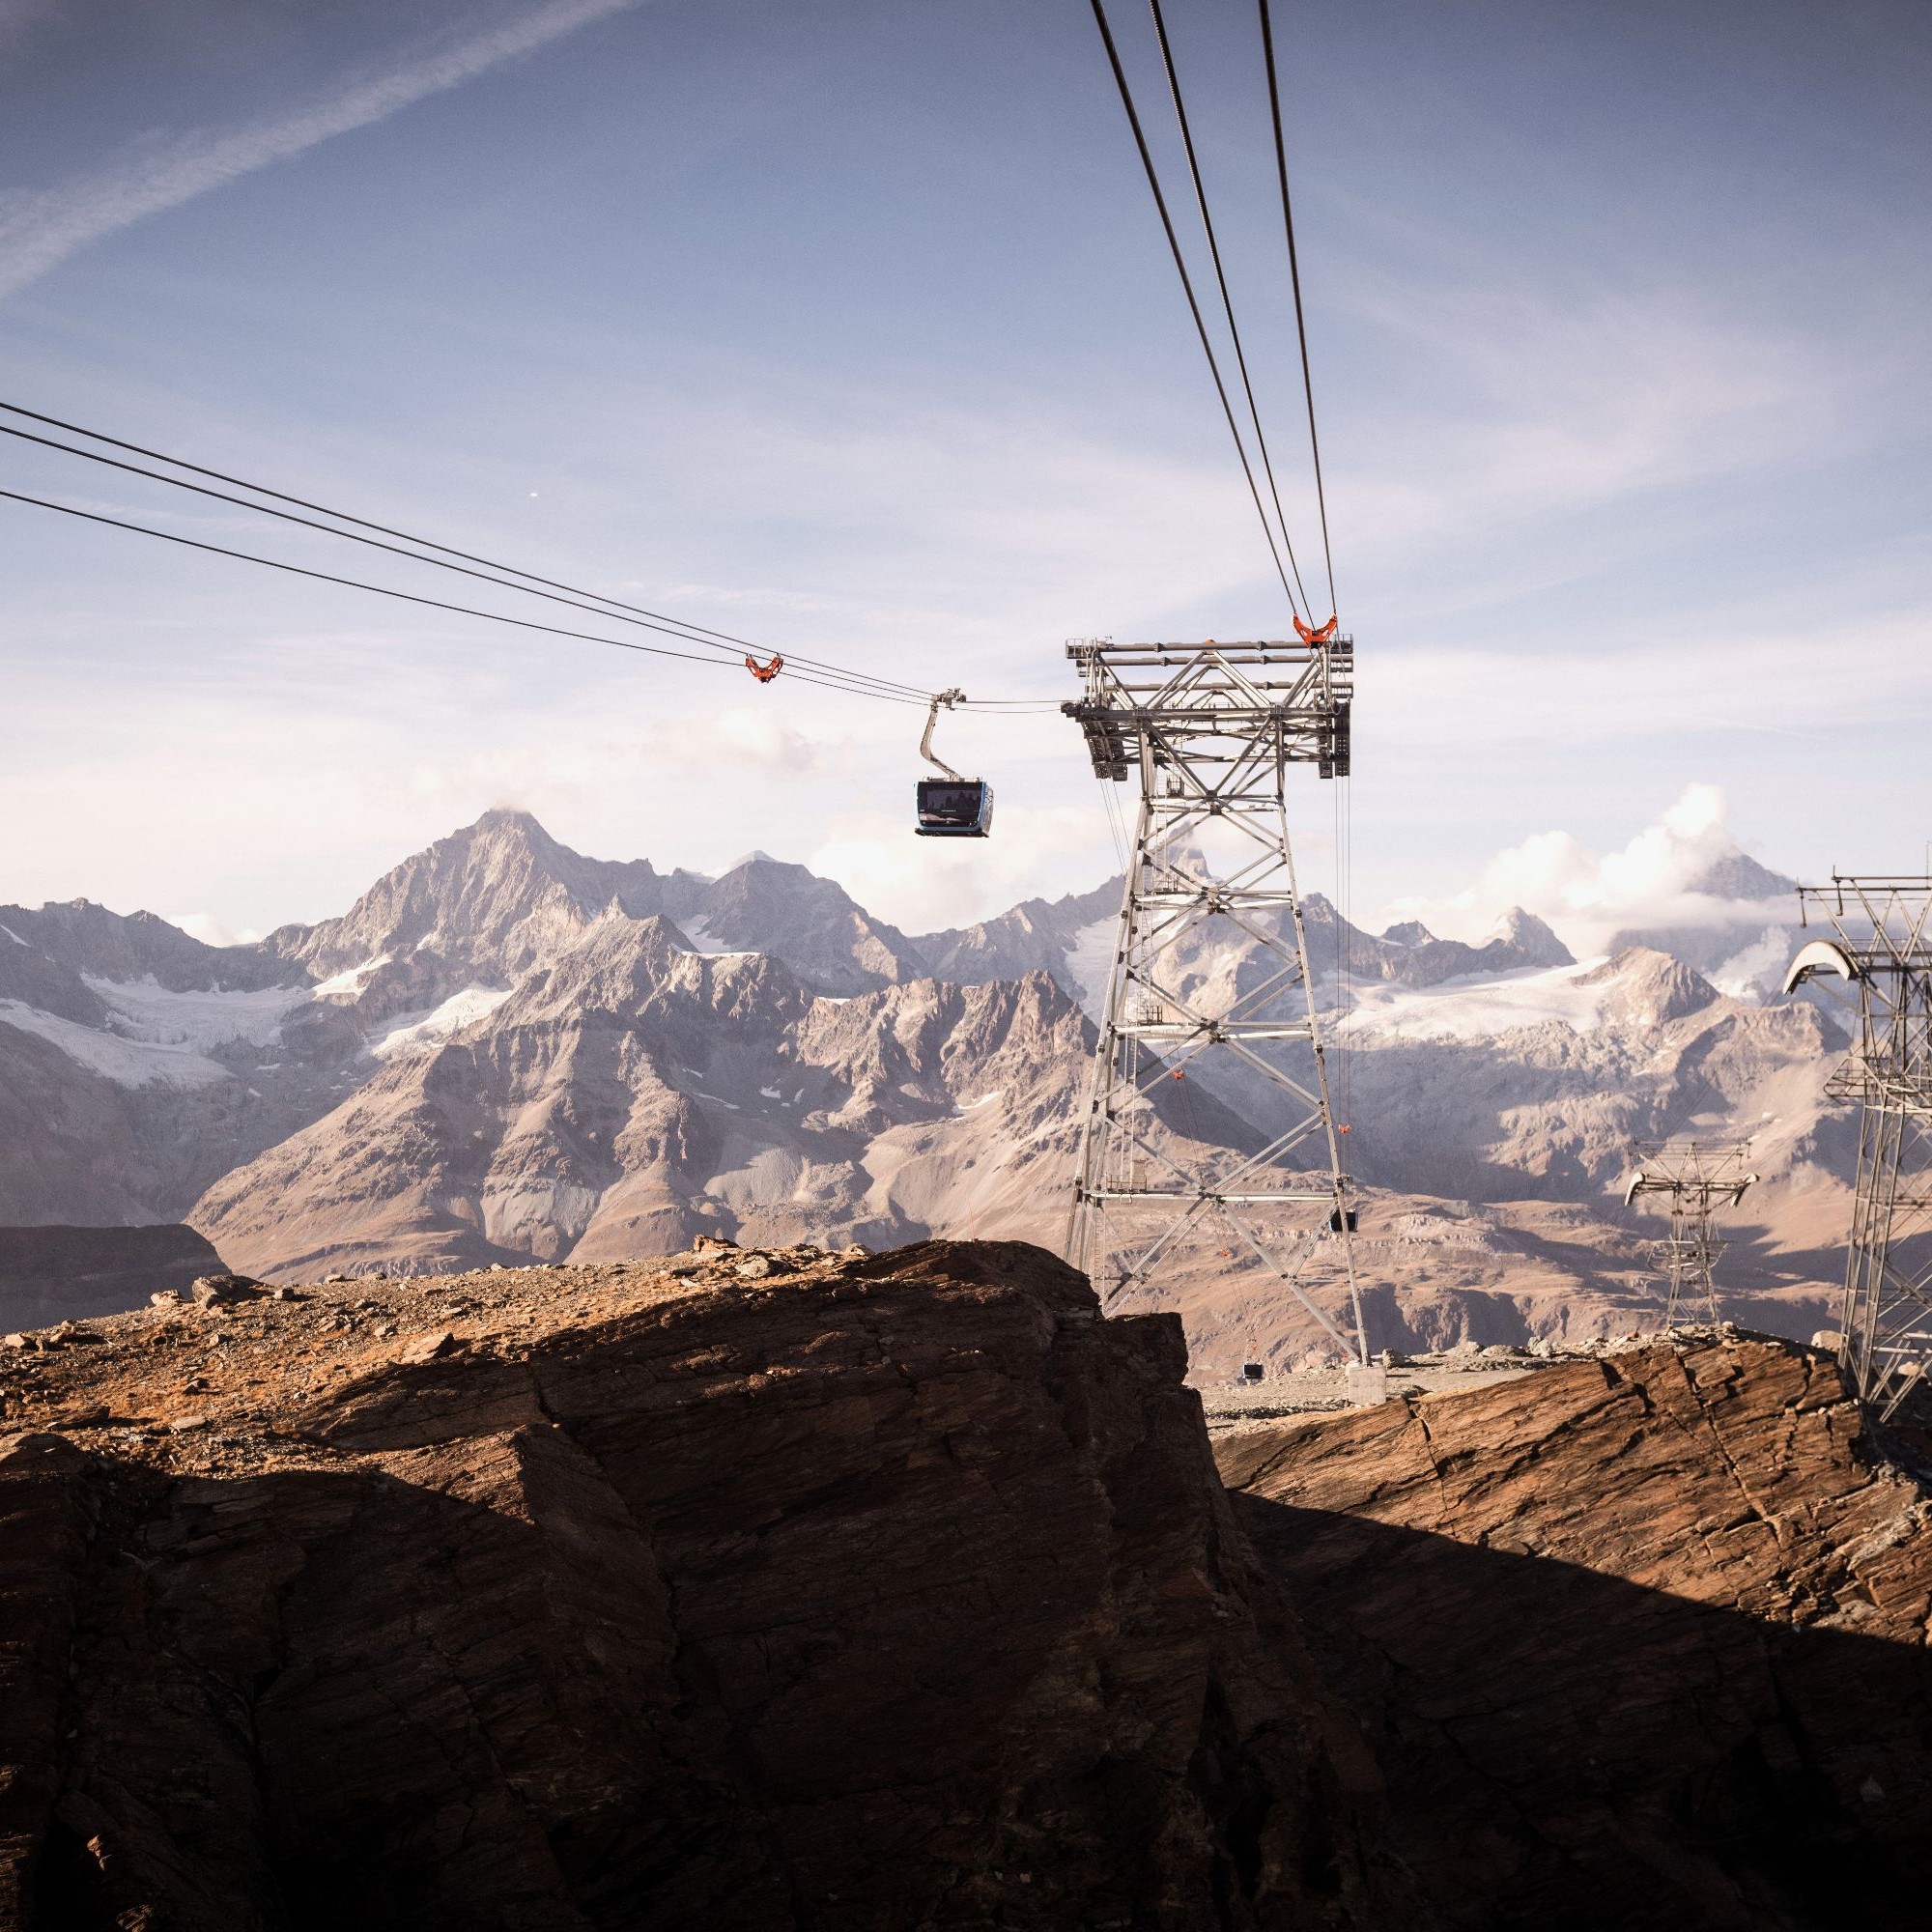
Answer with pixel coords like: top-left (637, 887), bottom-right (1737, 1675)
top-left (1622, 1140), bottom-right (1758, 1325)
top-left (1785, 875), bottom-right (1932, 1419)
top-left (1061, 635), bottom-right (1365, 1365)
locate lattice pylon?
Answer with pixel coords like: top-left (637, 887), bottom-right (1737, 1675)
top-left (1062, 639), bottom-right (1365, 1364)
top-left (1622, 1140), bottom-right (1757, 1326)
top-left (1787, 876), bottom-right (1932, 1420)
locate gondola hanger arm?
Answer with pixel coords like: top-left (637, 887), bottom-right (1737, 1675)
top-left (920, 687), bottom-right (967, 779)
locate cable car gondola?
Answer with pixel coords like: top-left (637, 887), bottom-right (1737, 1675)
top-left (914, 688), bottom-right (993, 838)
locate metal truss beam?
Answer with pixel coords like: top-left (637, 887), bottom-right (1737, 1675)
top-left (1623, 1140), bottom-right (1757, 1325)
top-left (1787, 875), bottom-right (1932, 1419)
top-left (1062, 638), bottom-right (1365, 1363)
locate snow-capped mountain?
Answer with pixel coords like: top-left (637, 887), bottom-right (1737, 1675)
top-left (266, 807), bottom-right (929, 1021)
top-left (0, 810), bottom-right (1855, 1364)
top-left (911, 878), bottom-right (1574, 1010)
top-left (1604, 847), bottom-right (1804, 997)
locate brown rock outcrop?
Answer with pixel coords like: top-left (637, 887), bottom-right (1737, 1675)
top-left (1218, 1339), bottom-right (1932, 1930)
top-left (0, 1224), bottom-right (228, 1330)
top-left (0, 1239), bottom-right (1407, 1930)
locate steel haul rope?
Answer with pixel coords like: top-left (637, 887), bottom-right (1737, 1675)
top-left (0, 487), bottom-right (930, 702)
top-left (1086, 0), bottom-right (1305, 623)
top-left (1257, 0), bottom-right (1338, 619)
top-left (0, 401), bottom-right (930, 704)
top-left (1147, 0), bottom-right (1313, 617)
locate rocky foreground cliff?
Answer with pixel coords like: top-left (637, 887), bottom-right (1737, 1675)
top-left (1219, 1338), bottom-right (1932, 1931)
top-left (0, 1240), bottom-right (1409, 1931)
top-left (7, 1240), bottom-right (1928, 1931)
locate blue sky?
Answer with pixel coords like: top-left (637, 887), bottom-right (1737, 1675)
top-left (2, 0), bottom-right (1928, 943)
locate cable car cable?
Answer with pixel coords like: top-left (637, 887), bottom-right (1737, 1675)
top-left (0, 400), bottom-right (934, 702)
top-left (1256, 0), bottom-right (1336, 619)
top-left (0, 419), bottom-right (909, 702)
top-left (0, 487), bottom-right (932, 704)
top-left (1146, 0), bottom-right (1312, 617)
top-left (0, 398), bottom-right (932, 698)
top-left (0, 405), bottom-right (1078, 711)
top-left (1086, 0), bottom-right (1304, 622)
top-left (0, 463), bottom-right (1066, 714)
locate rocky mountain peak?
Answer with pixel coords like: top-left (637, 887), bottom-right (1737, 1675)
top-left (469, 804), bottom-right (554, 839)
top-left (1604, 845), bottom-right (1803, 980)
top-left (1689, 846), bottom-right (1799, 902)
top-left (265, 811), bottom-right (662, 1017)
top-left (1486, 905), bottom-right (1572, 965)
top-left (685, 852), bottom-right (927, 997)
top-left (0, 897), bottom-right (298, 994)
top-left (1578, 946), bottom-right (1721, 1026)
top-left (1379, 919), bottom-right (1435, 947)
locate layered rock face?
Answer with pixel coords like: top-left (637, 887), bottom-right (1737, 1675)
top-left (1218, 1339), bottom-right (1932, 1930)
top-left (0, 1239), bottom-right (1404, 1931)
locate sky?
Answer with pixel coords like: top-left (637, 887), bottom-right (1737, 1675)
top-left (2, 0), bottom-right (1929, 946)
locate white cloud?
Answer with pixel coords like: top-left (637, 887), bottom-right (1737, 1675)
top-left (1381, 783), bottom-right (1791, 955)
top-left (0, 0), bottom-right (645, 299)
top-left (1325, 252), bottom-right (1859, 578)
top-left (1365, 281), bottom-right (1812, 491)
top-left (809, 803), bottom-right (1117, 937)
top-left (165, 912), bottom-right (261, 948)
top-left (1362, 605), bottom-right (1932, 749)
top-left (395, 701), bottom-right (821, 815)
top-left (699, 706), bottom-right (819, 776)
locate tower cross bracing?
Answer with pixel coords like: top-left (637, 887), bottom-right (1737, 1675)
top-left (1062, 637), bottom-right (1364, 1364)
top-left (1622, 1140), bottom-right (1757, 1325)
top-left (1785, 875), bottom-right (1932, 1420)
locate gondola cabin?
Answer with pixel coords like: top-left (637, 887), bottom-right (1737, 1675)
top-left (915, 778), bottom-right (994, 838)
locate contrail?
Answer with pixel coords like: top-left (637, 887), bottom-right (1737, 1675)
top-left (0, 0), bottom-right (645, 299)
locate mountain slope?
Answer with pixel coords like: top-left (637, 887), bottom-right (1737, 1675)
top-left (1334, 948), bottom-right (1842, 1204)
top-left (191, 912), bottom-right (1130, 1279)
top-left (0, 900), bottom-right (365, 1222)
top-left (1, 810), bottom-right (1855, 1365)
top-left (913, 876), bottom-right (1573, 1008)
top-left (660, 853), bottom-right (930, 994)
top-left (0, 815), bottom-right (969, 1236)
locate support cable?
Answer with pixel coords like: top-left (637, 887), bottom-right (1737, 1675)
top-left (0, 487), bottom-right (930, 704)
top-left (1087, 0), bottom-right (1305, 622)
top-left (1146, 0), bottom-right (1312, 617)
top-left (0, 401), bottom-right (932, 702)
top-left (1256, 0), bottom-right (1337, 618)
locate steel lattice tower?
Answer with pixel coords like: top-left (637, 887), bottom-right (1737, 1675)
top-left (1622, 1140), bottom-right (1758, 1325)
top-left (1785, 876), bottom-right (1932, 1420)
top-left (1061, 636), bottom-right (1365, 1364)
